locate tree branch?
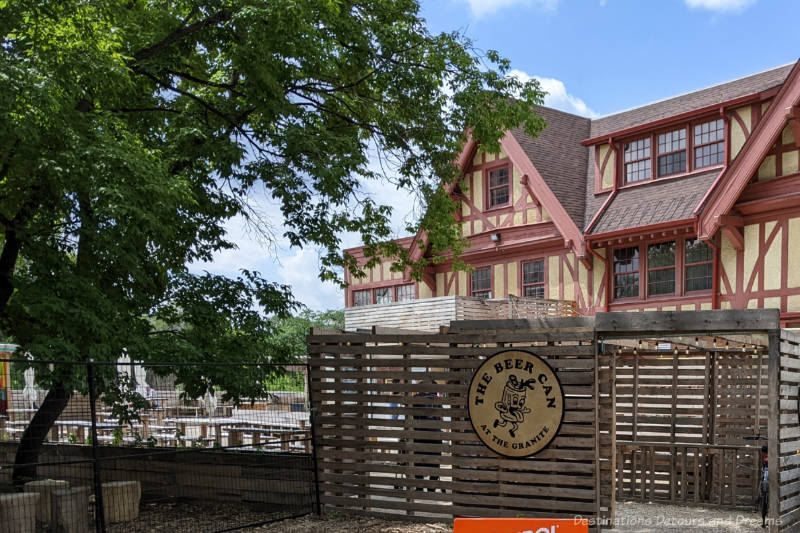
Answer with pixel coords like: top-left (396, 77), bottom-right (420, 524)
top-left (132, 8), bottom-right (234, 64)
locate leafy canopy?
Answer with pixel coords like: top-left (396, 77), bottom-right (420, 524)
top-left (0, 0), bottom-right (543, 396)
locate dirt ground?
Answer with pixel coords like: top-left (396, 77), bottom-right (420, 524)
top-left (253, 502), bottom-right (768, 532)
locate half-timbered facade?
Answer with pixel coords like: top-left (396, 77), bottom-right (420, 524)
top-left (344, 60), bottom-right (800, 328)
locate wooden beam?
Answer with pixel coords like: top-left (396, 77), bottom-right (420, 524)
top-left (595, 309), bottom-right (780, 336)
top-left (721, 225), bottom-right (744, 251)
top-left (788, 106), bottom-right (800, 149)
top-left (579, 256), bottom-right (593, 271)
top-left (716, 214), bottom-right (743, 227)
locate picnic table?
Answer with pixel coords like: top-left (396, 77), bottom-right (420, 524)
top-left (7, 408), bottom-right (37, 422)
top-left (53, 420), bottom-right (119, 444)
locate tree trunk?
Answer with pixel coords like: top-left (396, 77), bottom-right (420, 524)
top-left (12, 382), bottom-right (72, 487)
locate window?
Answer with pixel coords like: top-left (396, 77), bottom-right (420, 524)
top-left (522, 260), bottom-right (545, 298)
top-left (396, 284), bottom-right (416, 302)
top-left (657, 128), bottom-right (686, 177)
top-left (353, 290), bottom-right (370, 306)
top-left (694, 119), bottom-right (724, 169)
top-left (647, 241), bottom-right (676, 295)
top-left (613, 247), bottom-right (640, 299)
top-left (471, 267), bottom-right (492, 299)
top-left (374, 287), bottom-right (393, 304)
top-left (623, 138), bottom-right (651, 183)
top-left (685, 239), bottom-right (713, 291)
top-left (487, 167), bottom-right (510, 208)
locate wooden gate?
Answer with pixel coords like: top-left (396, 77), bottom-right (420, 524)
top-left (307, 317), bottom-right (613, 527)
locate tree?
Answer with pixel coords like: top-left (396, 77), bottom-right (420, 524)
top-left (0, 0), bottom-right (544, 482)
top-left (265, 309), bottom-right (344, 361)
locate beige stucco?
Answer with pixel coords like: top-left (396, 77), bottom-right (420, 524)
top-left (757, 155), bottom-right (776, 181)
top-left (507, 262), bottom-right (519, 297)
top-left (721, 301), bottom-right (732, 310)
top-left (790, 218), bottom-right (800, 288)
top-left (494, 264), bottom-right (504, 299)
top-left (764, 222), bottom-right (781, 291)
top-left (457, 271), bottom-right (467, 297)
top-left (473, 171), bottom-right (483, 211)
top-left (788, 294), bottom-right (800, 312)
top-left (436, 272), bottom-right (445, 297)
top-left (526, 208), bottom-right (537, 222)
top-left (720, 233), bottom-right (737, 295)
top-left (472, 150), bottom-right (482, 167)
top-left (743, 224), bottom-right (759, 291)
top-left (578, 260), bottom-right (589, 308)
top-left (783, 124), bottom-right (796, 145)
top-left (764, 296), bottom-right (781, 310)
top-left (563, 254), bottom-right (575, 302)
top-left (680, 304), bottom-right (695, 311)
top-left (597, 143), bottom-right (615, 190)
top-left (784, 150), bottom-right (799, 176)
top-left (485, 152), bottom-right (495, 163)
top-left (730, 105), bottom-right (751, 160)
top-left (548, 256), bottom-right (560, 299)
top-left (542, 208), bottom-right (551, 222)
top-left (419, 282), bottom-right (433, 299)
top-left (700, 302), bottom-right (712, 310)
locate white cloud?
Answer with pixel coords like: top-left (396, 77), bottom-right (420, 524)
top-left (509, 69), bottom-right (597, 118)
top-left (461, 0), bottom-right (558, 17)
top-left (684, 0), bottom-right (756, 11)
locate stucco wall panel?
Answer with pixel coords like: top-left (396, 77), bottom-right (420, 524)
top-left (764, 223), bottom-right (781, 291)
top-left (507, 262), bottom-right (518, 297)
top-left (744, 224), bottom-right (759, 291)
top-left (731, 105), bottom-right (751, 160)
top-left (548, 256), bottom-right (559, 299)
top-left (494, 264), bottom-right (504, 299)
top-left (721, 233), bottom-right (737, 295)
top-left (790, 218), bottom-right (800, 288)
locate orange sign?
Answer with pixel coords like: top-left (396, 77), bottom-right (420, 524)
top-left (454, 518), bottom-right (589, 533)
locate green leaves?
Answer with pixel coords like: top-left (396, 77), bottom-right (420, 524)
top-left (0, 0), bottom-right (542, 402)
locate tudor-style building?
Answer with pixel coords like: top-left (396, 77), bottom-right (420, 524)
top-left (344, 60), bottom-right (800, 328)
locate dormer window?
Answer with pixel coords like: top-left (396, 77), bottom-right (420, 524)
top-left (624, 138), bottom-right (651, 183)
top-left (618, 116), bottom-right (725, 186)
top-left (657, 128), bottom-right (686, 177)
top-left (694, 119), bottom-right (724, 168)
top-left (487, 166), bottom-right (510, 208)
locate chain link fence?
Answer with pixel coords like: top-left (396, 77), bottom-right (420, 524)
top-left (0, 359), bottom-right (317, 532)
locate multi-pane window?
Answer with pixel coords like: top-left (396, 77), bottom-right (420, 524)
top-left (657, 129), bottom-right (687, 177)
top-left (374, 287), bottom-right (393, 304)
top-left (647, 241), bottom-right (676, 295)
top-left (396, 284), bottom-right (416, 302)
top-left (488, 167), bottom-right (510, 207)
top-left (613, 247), bottom-right (640, 299)
top-left (353, 290), bottom-right (371, 306)
top-left (694, 119), bottom-right (725, 169)
top-left (471, 267), bottom-right (492, 299)
top-left (624, 138), bottom-right (651, 183)
top-left (685, 239), bottom-right (713, 291)
top-left (522, 260), bottom-right (545, 298)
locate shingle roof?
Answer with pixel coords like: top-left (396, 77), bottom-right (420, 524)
top-left (510, 106), bottom-right (591, 230)
top-left (590, 63), bottom-right (793, 138)
top-left (590, 170), bottom-right (720, 235)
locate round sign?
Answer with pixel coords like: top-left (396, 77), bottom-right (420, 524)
top-left (467, 349), bottom-right (564, 457)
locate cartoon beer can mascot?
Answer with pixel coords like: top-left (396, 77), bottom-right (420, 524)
top-left (493, 375), bottom-right (536, 438)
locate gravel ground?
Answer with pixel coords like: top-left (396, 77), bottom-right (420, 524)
top-left (251, 503), bottom-right (767, 533)
top-left (102, 501), bottom-right (766, 532)
top-left (606, 501), bottom-right (766, 532)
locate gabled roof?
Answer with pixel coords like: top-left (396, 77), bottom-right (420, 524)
top-left (510, 106), bottom-right (591, 230)
top-left (590, 170), bottom-right (719, 236)
top-left (590, 63), bottom-right (793, 139)
top-left (698, 60), bottom-right (800, 239)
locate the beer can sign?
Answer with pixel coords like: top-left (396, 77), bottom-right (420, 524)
top-left (468, 349), bottom-right (564, 457)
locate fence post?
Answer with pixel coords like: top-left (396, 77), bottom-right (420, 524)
top-left (87, 361), bottom-right (106, 533)
top-left (304, 362), bottom-right (321, 515)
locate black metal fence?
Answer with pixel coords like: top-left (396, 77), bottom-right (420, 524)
top-left (0, 359), bottom-right (317, 532)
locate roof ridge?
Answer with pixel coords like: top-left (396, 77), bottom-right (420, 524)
top-left (592, 62), bottom-right (795, 121)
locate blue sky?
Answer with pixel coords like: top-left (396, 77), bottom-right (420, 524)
top-left (190, 0), bottom-right (798, 312)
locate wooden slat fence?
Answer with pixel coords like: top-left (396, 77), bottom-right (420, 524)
top-left (612, 349), bottom-right (766, 508)
top-left (308, 323), bottom-right (608, 527)
top-left (778, 329), bottom-right (800, 531)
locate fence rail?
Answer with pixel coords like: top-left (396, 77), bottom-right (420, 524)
top-left (0, 359), bottom-right (316, 533)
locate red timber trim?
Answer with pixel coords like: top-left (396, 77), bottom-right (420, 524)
top-left (594, 140), bottom-right (615, 193)
top-left (581, 91), bottom-right (771, 147)
top-left (698, 59), bottom-right (800, 240)
top-left (500, 131), bottom-right (585, 258)
top-left (716, 214), bottom-right (800, 317)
